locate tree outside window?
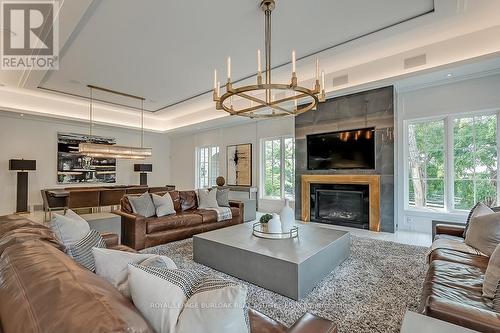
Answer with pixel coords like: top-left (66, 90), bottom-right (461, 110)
top-left (262, 137), bottom-right (295, 200)
top-left (407, 112), bottom-right (498, 212)
top-left (197, 146), bottom-right (219, 188)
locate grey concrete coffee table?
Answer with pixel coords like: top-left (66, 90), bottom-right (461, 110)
top-left (193, 222), bottom-right (350, 300)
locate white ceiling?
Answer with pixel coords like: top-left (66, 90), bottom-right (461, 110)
top-left (1, 0), bottom-right (500, 132)
top-left (37, 0), bottom-right (434, 111)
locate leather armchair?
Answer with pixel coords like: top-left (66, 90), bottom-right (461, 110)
top-left (114, 210), bottom-right (147, 250)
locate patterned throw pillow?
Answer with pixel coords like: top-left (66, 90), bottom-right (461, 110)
top-left (464, 202), bottom-right (493, 237)
top-left (67, 229), bottom-right (106, 271)
top-left (128, 192), bottom-right (156, 217)
top-left (128, 265), bottom-right (249, 333)
top-left (494, 281), bottom-right (500, 312)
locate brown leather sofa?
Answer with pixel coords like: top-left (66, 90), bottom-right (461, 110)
top-left (420, 224), bottom-right (500, 332)
top-left (0, 214), bottom-right (336, 333)
top-left (115, 190), bottom-right (244, 250)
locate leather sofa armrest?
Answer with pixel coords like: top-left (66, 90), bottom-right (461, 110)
top-left (287, 313), bottom-right (337, 333)
top-left (101, 232), bottom-right (119, 247)
top-left (434, 223), bottom-right (465, 238)
top-left (113, 210), bottom-right (147, 250)
top-left (424, 296), bottom-right (500, 333)
top-left (229, 200), bottom-right (244, 223)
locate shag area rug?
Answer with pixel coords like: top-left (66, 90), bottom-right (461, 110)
top-left (141, 235), bottom-right (428, 333)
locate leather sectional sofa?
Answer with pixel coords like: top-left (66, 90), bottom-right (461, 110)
top-left (420, 224), bottom-right (500, 332)
top-left (115, 190), bottom-right (244, 250)
top-left (0, 214), bottom-right (336, 333)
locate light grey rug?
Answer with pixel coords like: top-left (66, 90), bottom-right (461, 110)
top-left (141, 235), bottom-right (428, 333)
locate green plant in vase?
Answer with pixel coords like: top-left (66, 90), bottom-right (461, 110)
top-left (259, 213), bottom-right (273, 224)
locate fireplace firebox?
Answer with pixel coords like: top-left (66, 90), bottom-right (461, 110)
top-left (310, 183), bottom-right (369, 229)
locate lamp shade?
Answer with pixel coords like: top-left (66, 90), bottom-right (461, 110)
top-left (134, 164), bottom-right (152, 172)
top-left (9, 159), bottom-right (36, 171)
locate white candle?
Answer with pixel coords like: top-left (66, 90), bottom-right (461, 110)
top-left (213, 69), bottom-right (217, 90)
top-left (321, 71), bottom-right (325, 90)
top-left (227, 57), bottom-right (231, 80)
top-left (292, 50), bottom-right (296, 73)
top-left (257, 49), bottom-right (261, 74)
top-left (316, 59), bottom-right (319, 80)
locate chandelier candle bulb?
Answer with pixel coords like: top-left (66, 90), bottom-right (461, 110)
top-left (257, 49), bottom-right (262, 74)
top-left (316, 59), bottom-right (319, 80)
top-left (227, 57), bottom-right (231, 81)
top-left (213, 69), bottom-right (217, 90)
top-left (292, 50), bottom-right (296, 74)
top-left (321, 71), bottom-right (325, 91)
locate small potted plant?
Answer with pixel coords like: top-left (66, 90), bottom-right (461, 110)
top-left (259, 213), bottom-right (273, 224)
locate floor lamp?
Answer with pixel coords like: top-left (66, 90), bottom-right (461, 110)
top-left (9, 159), bottom-right (36, 214)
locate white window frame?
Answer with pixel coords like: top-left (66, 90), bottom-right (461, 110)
top-left (404, 109), bottom-right (500, 214)
top-left (195, 145), bottom-right (220, 189)
top-left (260, 135), bottom-right (295, 200)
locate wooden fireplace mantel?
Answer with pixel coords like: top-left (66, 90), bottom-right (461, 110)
top-left (301, 174), bottom-right (381, 232)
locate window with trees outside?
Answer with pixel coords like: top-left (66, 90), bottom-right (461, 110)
top-left (262, 137), bottom-right (295, 200)
top-left (407, 112), bottom-right (498, 212)
top-left (196, 145), bottom-right (219, 188)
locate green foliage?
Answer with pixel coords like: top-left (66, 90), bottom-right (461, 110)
top-left (409, 115), bottom-right (497, 210)
top-left (260, 213), bottom-right (273, 224)
top-left (263, 138), bottom-right (295, 199)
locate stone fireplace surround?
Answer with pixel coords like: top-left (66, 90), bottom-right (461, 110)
top-left (294, 86), bottom-right (394, 232)
top-left (301, 174), bottom-right (381, 231)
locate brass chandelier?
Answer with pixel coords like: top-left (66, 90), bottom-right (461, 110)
top-left (213, 0), bottom-right (326, 118)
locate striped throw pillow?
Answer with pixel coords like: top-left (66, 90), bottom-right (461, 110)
top-left (67, 229), bottom-right (106, 271)
top-left (128, 265), bottom-right (249, 333)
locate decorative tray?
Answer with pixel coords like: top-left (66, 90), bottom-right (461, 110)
top-left (252, 222), bottom-right (299, 239)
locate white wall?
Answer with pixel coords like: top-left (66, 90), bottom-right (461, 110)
top-left (396, 73), bottom-right (500, 233)
top-left (170, 117), bottom-right (294, 212)
top-left (0, 112), bottom-right (170, 215)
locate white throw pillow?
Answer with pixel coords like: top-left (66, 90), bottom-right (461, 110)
top-left (93, 248), bottom-right (177, 298)
top-left (128, 265), bottom-right (248, 333)
top-left (152, 193), bottom-right (176, 217)
top-left (49, 209), bottom-right (90, 247)
top-left (464, 202), bottom-right (494, 237)
top-left (483, 243), bottom-right (500, 299)
top-left (128, 192), bottom-right (156, 217)
top-left (198, 188), bottom-right (219, 209)
top-left (465, 211), bottom-right (500, 257)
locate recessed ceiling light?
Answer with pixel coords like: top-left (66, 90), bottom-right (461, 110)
top-left (446, 73), bottom-right (453, 78)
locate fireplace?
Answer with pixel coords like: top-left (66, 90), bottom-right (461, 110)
top-left (300, 174), bottom-right (380, 231)
top-left (310, 183), bottom-right (369, 229)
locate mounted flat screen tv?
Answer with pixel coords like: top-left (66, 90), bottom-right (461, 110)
top-left (307, 127), bottom-right (375, 170)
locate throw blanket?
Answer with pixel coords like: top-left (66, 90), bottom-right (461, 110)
top-left (427, 236), bottom-right (485, 263)
top-left (206, 207), bottom-right (232, 222)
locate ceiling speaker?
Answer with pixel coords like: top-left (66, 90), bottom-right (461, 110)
top-left (332, 74), bottom-right (349, 87)
top-left (404, 54), bottom-right (427, 69)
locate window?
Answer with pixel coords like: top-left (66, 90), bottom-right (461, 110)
top-left (407, 120), bottom-right (445, 209)
top-left (262, 137), bottom-right (295, 199)
top-left (406, 112), bottom-right (499, 212)
top-left (196, 146), bottom-right (219, 188)
top-left (453, 115), bottom-right (497, 209)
